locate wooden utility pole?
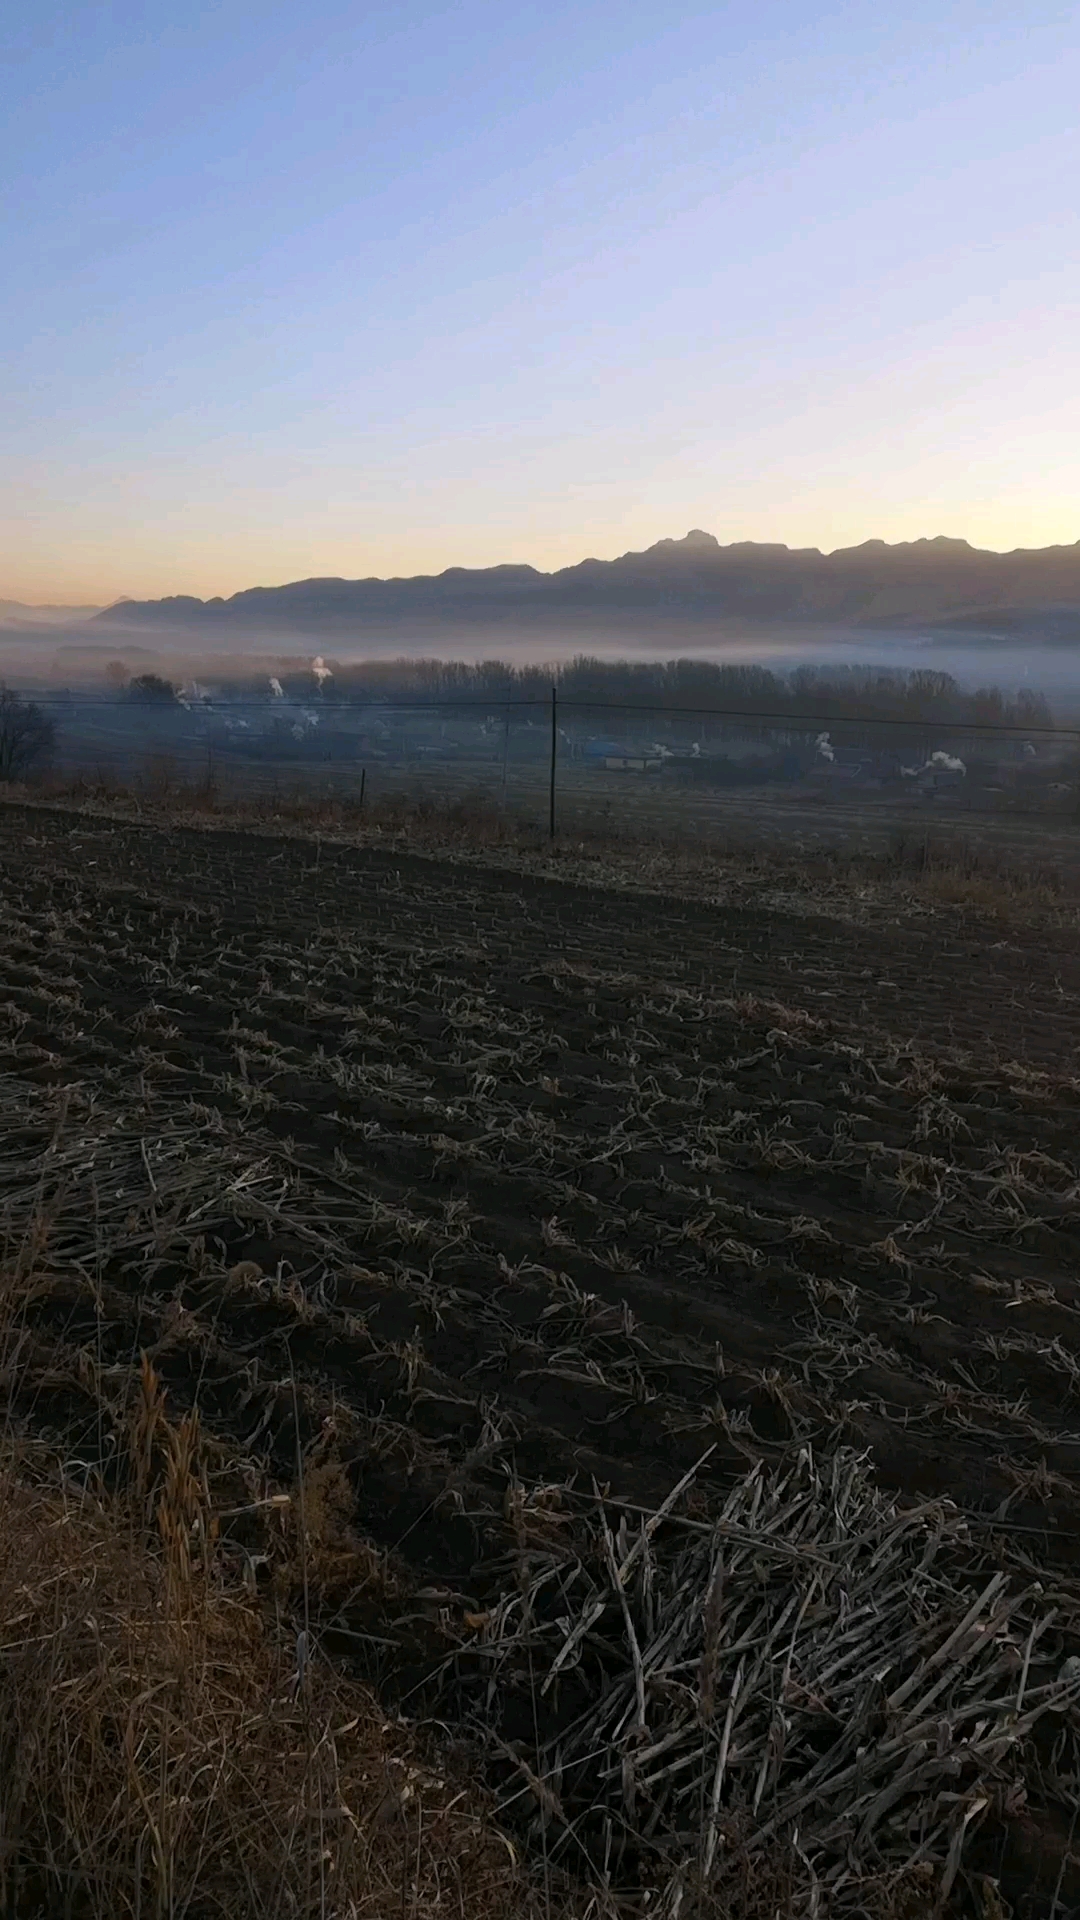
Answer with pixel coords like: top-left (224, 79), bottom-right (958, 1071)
top-left (549, 685), bottom-right (557, 840)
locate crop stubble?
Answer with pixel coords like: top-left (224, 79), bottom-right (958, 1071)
top-left (3, 802), bottom-right (1080, 1912)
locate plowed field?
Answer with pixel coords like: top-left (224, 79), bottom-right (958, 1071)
top-left (4, 802), bottom-right (1080, 1912)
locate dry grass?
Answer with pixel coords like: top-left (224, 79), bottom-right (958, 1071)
top-left (462, 1447), bottom-right (1080, 1918)
top-left (0, 1396), bottom-right (559, 1920)
top-left (9, 1419), bottom-right (1053, 1920)
top-left (881, 827), bottom-right (1077, 915)
top-left (7, 767), bottom-right (1080, 929)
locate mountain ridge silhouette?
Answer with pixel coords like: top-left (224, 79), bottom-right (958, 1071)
top-left (93, 529), bottom-right (1080, 631)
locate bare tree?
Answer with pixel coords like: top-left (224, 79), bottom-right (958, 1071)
top-left (0, 687), bottom-right (56, 782)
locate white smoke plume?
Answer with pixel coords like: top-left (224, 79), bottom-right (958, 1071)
top-left (902, 751), bottom-right (966, 777)
top-left (312, 656), bottom-right (332, 686)
top-left (269, 677), bottom-right (285, 699)
top-left (815, 731), bottom-right (835, 762)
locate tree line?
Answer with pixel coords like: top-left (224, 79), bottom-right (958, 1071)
top-left (222, 656), bottom-right (1054, 734)
top-left (0, 656), bottom-right (1058, 787)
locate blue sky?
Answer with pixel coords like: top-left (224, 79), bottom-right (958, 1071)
top-left (2, 0), bottom-right (1078, 600)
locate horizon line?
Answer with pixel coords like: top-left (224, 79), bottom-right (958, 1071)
top-left (13, 526), bottom-right (1080, 614)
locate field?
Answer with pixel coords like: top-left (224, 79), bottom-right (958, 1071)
top-left (46, 735), bottom-right (1080, 867)
top-left (3, 798), bottom-right (1080, 1917)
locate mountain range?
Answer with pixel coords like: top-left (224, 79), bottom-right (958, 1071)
top-left (89, 532), bottom-right (1080, 636)
top-left (0, 599), bottom-right (102, 628)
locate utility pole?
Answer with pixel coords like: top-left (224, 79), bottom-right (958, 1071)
top-left (549, 685), bottom-right (557, 840)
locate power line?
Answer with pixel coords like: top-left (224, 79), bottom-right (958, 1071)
top-left (24, 693), bottom-right (1076, 737)
top-left (550, 699), bottom-right (1073, 738)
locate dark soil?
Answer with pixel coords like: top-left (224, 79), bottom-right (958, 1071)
top-left (3, 801), bottom-right (1080, 1909)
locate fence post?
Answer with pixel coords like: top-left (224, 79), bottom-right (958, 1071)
top-left (549, 685), bottom-right (557, 840)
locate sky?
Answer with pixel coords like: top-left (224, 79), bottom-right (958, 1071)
top-left (2, 1), bottom-right (1079, 605)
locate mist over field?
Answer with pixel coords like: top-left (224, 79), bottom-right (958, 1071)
top-left (6, 620), bottom-right (1080, 718)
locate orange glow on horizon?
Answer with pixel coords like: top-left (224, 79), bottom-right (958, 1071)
top-left (5, 498), bottom-right (1079, 609)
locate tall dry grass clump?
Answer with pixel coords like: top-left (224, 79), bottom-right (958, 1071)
top-left (0, 1357), bottom-right (546, 1920)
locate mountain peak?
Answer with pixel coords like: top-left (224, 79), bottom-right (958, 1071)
top-left (646, 529), bottom-right (721, 553)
